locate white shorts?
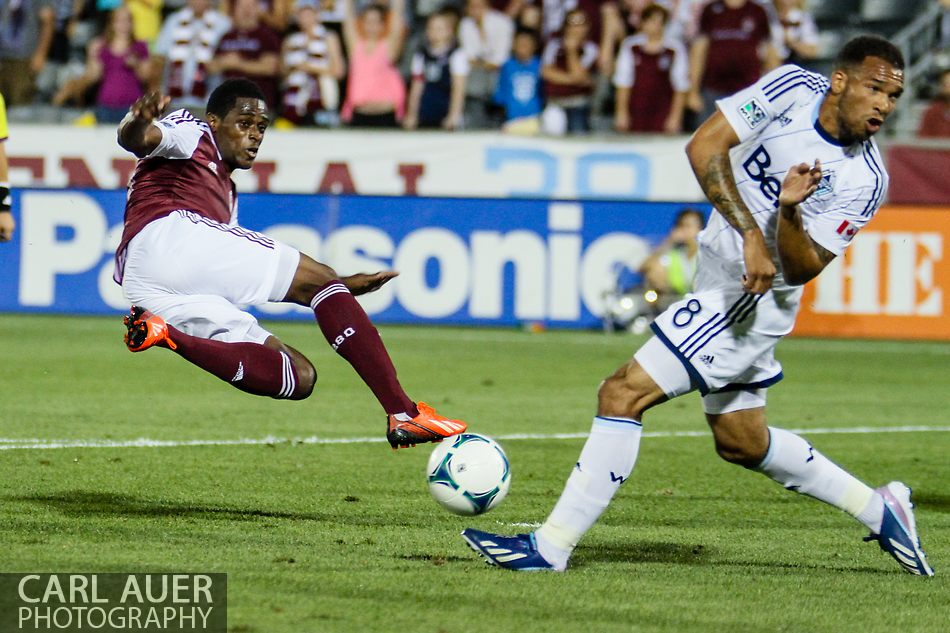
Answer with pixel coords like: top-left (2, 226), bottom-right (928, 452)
top-left (122, 210), bottom-right (301, 344)
top-left (633, 250), bottom-right (802, 414)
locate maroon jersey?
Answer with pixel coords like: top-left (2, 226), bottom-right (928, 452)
top-left (115, 109), bottom-right (237, 283)
top-left (216, 24), bottom-right (283, 109)
top-left (614, 34), bottom-right (689, 132)
top-left (541, 38), bottom-right (599, 100)
top-left (699, 0), bottom-right (773, 93)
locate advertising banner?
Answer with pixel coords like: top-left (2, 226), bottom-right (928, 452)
top-left (0, 189), bottom-right (698, 328)
top-left (795, 206), bottom-right (950, 340)
top-left (4, 127), bottom-right (705, 202)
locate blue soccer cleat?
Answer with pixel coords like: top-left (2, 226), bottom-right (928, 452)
top-left (461, 528), bottom-right (562, 572)
top-left (864, 482), bottom-right (934, 576)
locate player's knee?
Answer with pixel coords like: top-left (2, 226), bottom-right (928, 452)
top-left (597, 373), bottom-right (648, 420)
top-left (289, 359), bottom-right (317, 400)
top-left (713, 435), bottom-right (768, 467)
top-left (286, 255), bottom-right (339, 305)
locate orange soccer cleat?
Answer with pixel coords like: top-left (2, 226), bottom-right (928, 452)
top-left (123, 306), bottom-right (177, 352)
top-left (386, 402), bottom-right (467, 449)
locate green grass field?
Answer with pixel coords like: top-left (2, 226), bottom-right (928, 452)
top-left (1, 314), bottom-right (948, 633)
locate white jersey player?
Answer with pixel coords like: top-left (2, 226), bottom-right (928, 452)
top-left (463, 36), bottom-right (934, 577)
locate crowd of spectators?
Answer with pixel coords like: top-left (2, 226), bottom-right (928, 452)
top-left (0, 0), bottom-right (937, 136)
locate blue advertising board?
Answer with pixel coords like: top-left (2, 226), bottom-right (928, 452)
top-left (0, 190), bottom-right (707, 328)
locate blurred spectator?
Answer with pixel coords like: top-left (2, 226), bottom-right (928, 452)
top-left (153, 0), bottom-right (231, 111)
top-left (665, 0), bottom-right (706, 46)
top-left (613, 3), bottom-right (688, 134)
top-left (493, 27), bottom-right (542, 133)
top-left (52, 5), bottom-right (150, 122)
top-left (209, 0), bottom-right (282, 109)
top-left (918, 69), bottom-right (950, 138)
top-left (0, 92), bottom-right (12, 243)
top-left (541, 8), bottom-right (598, 134)
top-left (0, 0), bottom-right (57, 107)
top-left (341, 0), bottom-right (406, 127)
top-left (126, 0), bottom-right (165, 46)
top-left (220, 0), bottom-right (294, 34)
top-left (459, 0), bottom-right (514, 128)
top-left (35, 0), bottom-right (83, 104)
top-left (639, 207), bottom-right (704, 298)
top-left (520, 1), bottom-right (621, 74)
top-left (771, 0), bottom-right (817, 66)
top-left (687, 0), bottom-right (779, 123)
top-left (404, 10), bottom-right (468, 130)
top-left (280, 0), bottom-right (345, 126)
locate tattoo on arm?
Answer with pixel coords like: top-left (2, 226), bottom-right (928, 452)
top-left (809, 238), bottom-right (836, 266)
top-left (700, 153), bottom-right (758, 232)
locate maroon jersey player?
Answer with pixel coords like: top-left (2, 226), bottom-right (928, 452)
top-left (116, 78), bottom-right (466, 449)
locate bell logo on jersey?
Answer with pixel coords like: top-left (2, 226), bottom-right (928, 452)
top-left (738, 98), bottom-right (767, 129)
top-left (836, 220), bottom-right (858, 241)
top-left (742, 145), bottom-right (782, 206)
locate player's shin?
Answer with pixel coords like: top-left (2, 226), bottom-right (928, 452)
top-left (308, 280), bottom-right (417, 417)
top-left (170, 327), bottom-right (305, 399)
top-left (534, 416), bottom-right (643, 570)
top-left (755, 427), bottom-right (884, 531)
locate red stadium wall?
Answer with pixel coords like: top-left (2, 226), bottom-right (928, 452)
top-left (795, 206), bottom-right (950, 340)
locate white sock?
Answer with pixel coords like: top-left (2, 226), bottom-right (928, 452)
top-left (534, 416), bottom-right (642, 570)
top-left (756, 427), bottom-right (884, 531)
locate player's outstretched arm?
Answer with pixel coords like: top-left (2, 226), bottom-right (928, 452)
top-left (118, 92), bottom-right (170, 158)
top-left (776, 160), bottom-right (834, 286)
top-left (686, 111), bottom-right (775, 294)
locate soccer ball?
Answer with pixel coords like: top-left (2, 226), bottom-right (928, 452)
top-left (426, 433), bottom-right (510, 515)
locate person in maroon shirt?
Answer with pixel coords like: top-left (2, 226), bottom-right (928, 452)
top-left (116, 79), bottom-right (467, 449)
top-left (613, 3), bottom-right (690, 134)
top-left (918, 68), bottom-right (950, 138)
top-left (688, 0), bottom-right (779, 123)
top-left (541, 8), bottom-right (599, 133)
top-left (208, 0), bottom-right (283, 109)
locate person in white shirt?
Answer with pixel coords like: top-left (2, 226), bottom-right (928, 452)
top-left (462, 35), bottom-right (935, 579)
top-left (152, 0), bottom-right (232, 112)
top-left (459, 0), bottom-right (514, 128)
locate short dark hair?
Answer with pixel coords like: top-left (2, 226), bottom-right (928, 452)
top-left (835, 35), bottom-right (905, 72)
top-left (641, 3), bottom-right (670, 24)
top-left (674, 207), bottom-right (705, 228)
top-left (206, 78), bottom-right (266, 118)
top-left (514, 27), bottom-right (538, 47)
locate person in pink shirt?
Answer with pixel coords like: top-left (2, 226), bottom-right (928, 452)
top-left (341, 0), bottom-right (407, 127)
top-left (52, 5), bottom-right (151, 123)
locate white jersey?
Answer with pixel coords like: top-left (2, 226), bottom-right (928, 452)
top-left (702, 64), bottom-right (888, 292)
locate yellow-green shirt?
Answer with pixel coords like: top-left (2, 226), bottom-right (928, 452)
top-left (0, 92), bottom-right (8, 141)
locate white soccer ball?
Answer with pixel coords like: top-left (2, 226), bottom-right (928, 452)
top-left (426, 433), bottom-right (511, 516)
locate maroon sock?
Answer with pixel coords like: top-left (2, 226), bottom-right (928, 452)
top-left (309, 281), bottom-right (417, 416)
top-left (165, 325), bottom-right (301, 399)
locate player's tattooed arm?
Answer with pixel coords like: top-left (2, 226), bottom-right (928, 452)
top-left (118, 92), bottom-right (169, 158)
top-left (686, 111), bottom-right (775, 294)
top-left (776, 160), bottom-right (835, 285)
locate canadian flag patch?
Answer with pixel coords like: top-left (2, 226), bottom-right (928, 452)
top-left (836, 220), bottom-right (858, 240)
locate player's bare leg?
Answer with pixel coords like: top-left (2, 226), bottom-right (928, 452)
top-left (124, 306), bottom-right (315, 399)
top-left (708, 407), bottom-right (933, 575)
top-left (464, 360), bottom-right (665, 571)
top-left (283, 254), bottom-right (466, 449)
